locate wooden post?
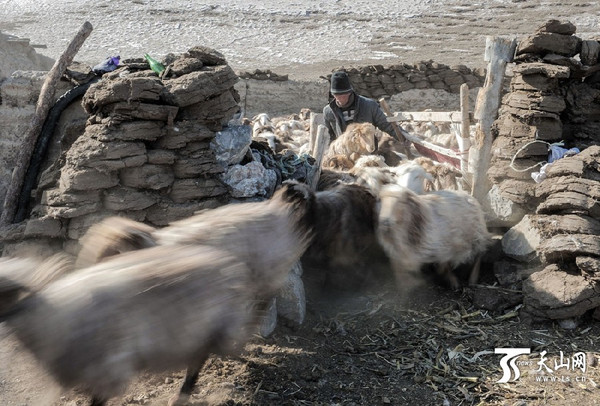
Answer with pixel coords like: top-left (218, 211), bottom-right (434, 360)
top-left (459, 83), bottom-right (471, 186)
top-left (470, 36), bottom-right (517, 203)
top-left (307, 125), bottom-right (329, 191)
top-left (378, 98), bottom-right (413, 159)
top-left (309, 112), bottom-right (325, 157)
top-left (1, 21), bottom-right (93, 226)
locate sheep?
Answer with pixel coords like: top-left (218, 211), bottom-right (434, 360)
top-left (413, 156), bottom-right (463, 191)
top-left (352, 161), bottom-right (433, 195)
top-left (376, 132), bottom-right (408, 166)
top-left (1, 181), bottom-right (314, 406)
top-left (322, 122), bottom-right (378, 170)
top-left (316, 169), bottom-right (356, 191)
top-left (377, 184), bottom-right (491, 289)
top-left (75, 216), bottom-right (157, 268)
top-left (1, 245), bottom-right (267, 406)
top-left (153, 181), bottom-right (314, 296)
top-left (302, 183), bottom-right (388, 290)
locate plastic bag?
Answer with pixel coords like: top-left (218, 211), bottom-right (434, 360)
top-left (92, 55), bottom-right (120, 75)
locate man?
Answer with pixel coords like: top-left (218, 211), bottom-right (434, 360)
top-left (323, 71), bottom-right (397, 141)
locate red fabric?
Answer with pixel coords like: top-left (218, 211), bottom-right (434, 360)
top-left (413, 143), bottom-right (461, 169)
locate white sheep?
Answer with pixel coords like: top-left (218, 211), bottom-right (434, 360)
top-left (352, 161), bottom-right (433, 195)
top-left (377, 184), bottom-right (490, 289)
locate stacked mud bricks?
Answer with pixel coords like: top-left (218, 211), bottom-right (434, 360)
top-left (1, 47), bottom-right (240, 256)
top-left (492, 20), bottom-right (600, 321)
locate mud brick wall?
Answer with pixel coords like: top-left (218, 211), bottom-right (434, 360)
top-left (494, 20), bottom-right (600, 321)
top-left (490, 20), bottom-right (600, 214)
top-left (235, 62), bottom-right (485, 117)
top-left (0, 47), bottom-right (240, 257)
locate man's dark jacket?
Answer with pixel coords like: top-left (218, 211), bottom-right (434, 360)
top-left (322, 93), bottom-right (396, 140)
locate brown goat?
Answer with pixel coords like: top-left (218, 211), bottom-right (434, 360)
top-left (302, 183), bottom-right (389, 290)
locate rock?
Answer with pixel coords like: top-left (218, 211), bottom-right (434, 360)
top-left (97, 102), bottom-right (179, 125)
top-left (486, 184), bottom-right (528, 227)
top-left (210, 125), bottom-right (252, 166)
top-left (580, 40), bottom-right (600, 66)
top-left (512, 62), bottom-right (571, 79)
top-left (491, 135), bottom-right (550, 160)
top-left (166, 56), bottom-right (204, 77)
top-left (523, 264), bottom-right (600, 319)
top-left (145, 199), bottom-right (222, 226)
top-left (59, 167), bottom-right (119, 192)
top-left (502, 215), bottom-right (543, 262)
top-left (516, 33), bottom-right (581, 57)
top-left (221, 161), bottom-right (277, 198)
top-left (504, 91), bottom-right (566, 114)
top-left (576, 256), bottom-right (600, 276)
top-left (537, 191), bottom-right (600, 218)
top-left (536, 20), bottom-right (577, 35)
top-left (276, 262), bottom-right (306, 326)
top-left (186, 46), bottom-right (228, 66)
top-left (258, 297), bottom-right (278, 338)
top-left (493, 260), bottom-right (541, 286)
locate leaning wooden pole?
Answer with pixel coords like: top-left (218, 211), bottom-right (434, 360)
top-left (1, 21), bottom-right (93, 226)
top-left (470, 36), bottom-right (517, 204)
top-left (307, 125), bottom-right (329, 192)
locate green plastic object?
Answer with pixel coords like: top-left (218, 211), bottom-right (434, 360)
top-left (144, 53), bottom-right (165, 75)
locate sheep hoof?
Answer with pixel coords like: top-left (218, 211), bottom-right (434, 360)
top-left (168, 393), bottom-right (190, 406)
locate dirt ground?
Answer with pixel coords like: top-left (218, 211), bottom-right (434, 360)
top-left (2, 1), bottom-right (600, 405)
top-left (2, 261), bottom-right (600, 406)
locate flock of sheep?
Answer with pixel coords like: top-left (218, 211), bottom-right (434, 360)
top-left (0, 112), bottom-right (491, 405)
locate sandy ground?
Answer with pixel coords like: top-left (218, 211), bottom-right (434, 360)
top-left (0, 0), bottom-right (599, 80)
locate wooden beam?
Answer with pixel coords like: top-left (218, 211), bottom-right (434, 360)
top-left (401, 132), bottom-right (461, 160)
top-left (459, 83), bottom-right (472, 185)
top-left (388, 111), bottom-right (472, 123)
top-left (1, 21), bottom-right (93, 226)
top-left (470, 36), bottom-right (517, 204)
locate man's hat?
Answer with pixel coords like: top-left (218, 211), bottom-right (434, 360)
top-left (330, 71), bottom-right (353, 94)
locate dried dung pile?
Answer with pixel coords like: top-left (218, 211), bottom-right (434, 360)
top-left (519, 146), bottom-right (600, 320)
top-left (487, 20), bottom-right (600, 222)
top-left (485, 20), bottom-right (600, 321)
top-left (8, 46), bottom-right (241, 255)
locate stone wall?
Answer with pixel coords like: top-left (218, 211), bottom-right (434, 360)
top-left (0, 47), bottom-right (241, 257)
top-left (236, 61), bottom-right (485, 117)
top-left (490, 20), bottom-right (600, 322)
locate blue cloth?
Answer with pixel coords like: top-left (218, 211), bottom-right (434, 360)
top-left (548, 144), bottom-right (580, 163)
top-left (92, 56), bottom-right (120, 75)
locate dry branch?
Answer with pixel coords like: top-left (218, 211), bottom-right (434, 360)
top-left (1, 21), bottom-right (93, 226)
